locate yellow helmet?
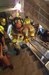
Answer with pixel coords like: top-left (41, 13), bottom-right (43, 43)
top-left (2, 18), bottom-right (6, 22)
top-left (25, 18), bottom-right (30, 24)
top-left (1, 18), bottom-right (6, 26)
top-left (16, 12), bottom-right (20, 17)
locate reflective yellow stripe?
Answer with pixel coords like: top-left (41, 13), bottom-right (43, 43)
top-left (0, 25), bottom-right (4, 34)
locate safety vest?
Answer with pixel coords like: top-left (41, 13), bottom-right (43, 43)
top-left (0, 25), bottom-right (4, 34)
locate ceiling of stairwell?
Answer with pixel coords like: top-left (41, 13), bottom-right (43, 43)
top-left (0, 0), bottom-right (49, 13)
top-left (0, 0), bottom-right (24, 12)
top-left (0, 0), bottom-right (49, 8)
top-left (0, 0), bottom-right (15, 8)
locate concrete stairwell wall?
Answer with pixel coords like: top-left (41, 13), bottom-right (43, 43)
top-left (24, 0), bottom-right (49, 30)
top-left (34, 0), bottom-right (49, 19)
top-left (34, 0), bottom-right (49, 13)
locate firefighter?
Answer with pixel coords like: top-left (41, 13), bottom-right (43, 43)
top-left (0, 18), bottom-right (13, 70)
top-left (24, 16), bottom-right (35, 39)
top-left (24, 16), bottom-right (30, 25)
top-left (7, 18), bottom-right (24, 55)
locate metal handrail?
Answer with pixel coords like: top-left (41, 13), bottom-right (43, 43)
top-left (31, 38), bottom-right (49, 50)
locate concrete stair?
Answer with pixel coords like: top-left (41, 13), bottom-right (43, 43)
top-left (0, 46), bottom-right (49, 75)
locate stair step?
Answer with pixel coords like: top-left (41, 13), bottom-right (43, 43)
top-left (31, 54), bottom-right (38, 61)
top-left (34, 60), bottom-right (44, 69)
top-left (42, 67), bottom-right (49, 75)
top-left (32, 69), bottom-right (44, 75)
